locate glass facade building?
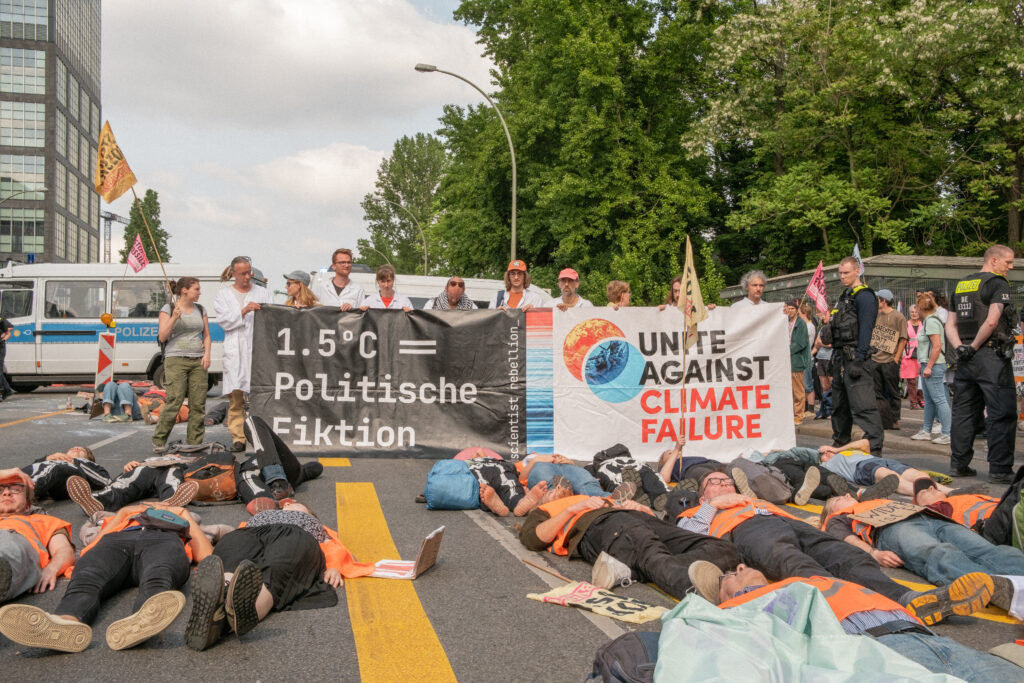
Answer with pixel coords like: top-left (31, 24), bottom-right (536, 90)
top-left (0, 0), bottom-right (101, 263)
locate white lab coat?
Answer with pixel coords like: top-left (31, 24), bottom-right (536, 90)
top-left (213, 284), bottom-right (272, 394)
top-left (488, 289), bottom-right (547, 309)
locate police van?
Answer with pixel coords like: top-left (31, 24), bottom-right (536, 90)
top-left (0, 262), bottom-right (229, 391)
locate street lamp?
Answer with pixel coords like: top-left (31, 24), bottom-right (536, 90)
top-left (0, 186), bottom-right (48, 206)
top-left (383, 199), bottom-right (428, 275)
top-left (415, 62), bottom-right (517, 261)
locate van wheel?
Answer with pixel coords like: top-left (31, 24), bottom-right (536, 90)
top-left (7, 379), bottom-right (37, 394)
top-left (152, 364), bottom-right (165, 390)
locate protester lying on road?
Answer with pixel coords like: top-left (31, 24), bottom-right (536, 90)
top-left (236, 415), bottom-right (324, 513)
top-left (818, 438), bottom-right (952, 498)
top-left (19, 446), bottom-right (110, 500)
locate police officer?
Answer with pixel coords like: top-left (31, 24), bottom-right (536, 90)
top-left (945, 244), bottom-right (1017, 484)
top-left (826, 256), bottom-right (884, 454)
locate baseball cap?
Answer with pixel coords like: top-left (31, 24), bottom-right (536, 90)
top-left (284, 270), bottom-right (311, 287)
top-left (507, 260), bottom-right (527, 272)
top-left (877, 289), bottom-right (895, 302)
top-left (251, 268), bottom-right (267, 287)
top-left (558, 268), bottom-right (580, 281)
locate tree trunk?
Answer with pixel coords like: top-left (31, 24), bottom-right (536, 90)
top-left (1009, 138), bottom-right (1023, 255)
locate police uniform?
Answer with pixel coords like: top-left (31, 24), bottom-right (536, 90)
top-left (828, 284), bottom-right (885, 453)
top-left (950, 271), bottom-right (1017, 477)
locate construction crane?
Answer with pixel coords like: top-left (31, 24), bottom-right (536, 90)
top-left (100, 210), bottom-right (129, 263)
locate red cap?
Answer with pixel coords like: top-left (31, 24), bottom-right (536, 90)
top-left (507, 260), bottom-right (527, 272)
top-left (558, 268), bottom-right (580, 281)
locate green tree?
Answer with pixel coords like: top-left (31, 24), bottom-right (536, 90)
top-left (119, 189), bottom-right (169, 263)
top-left (357, 134), bottom-right (448, 275)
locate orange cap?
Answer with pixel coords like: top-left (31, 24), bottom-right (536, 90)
top-left (507, 260), bottom-right (527, 272)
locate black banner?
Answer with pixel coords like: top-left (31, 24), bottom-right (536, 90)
top-left (250, 305), bottom-right (525, 457)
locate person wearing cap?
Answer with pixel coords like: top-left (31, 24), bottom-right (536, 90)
top-left (688, 563), bottom-right (1021, 678)
top-left (489, 260), bottom-right (545, 310)
top-left (547, 268), bottom-right (593, 311)
top-left (0, 468), bottom-right (75, 604)
top-left (870, 289), bottom-right (908, 430)
top-left (675, 468), bottom-right (920, 606)
top-left (359, 264), bottom-right (413, 311)
top-left (283, 270), bottom-right (318, 309)
top-left (426, 276), bottom-right (477, 310)
top-left (153, 276), bottom-right (212, 451)
top-left (214, 256), bottom-right (273, 453)
top-left (314, 248), bottom-right (365, 311)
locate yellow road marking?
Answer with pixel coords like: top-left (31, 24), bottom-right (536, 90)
top-left (0, 408), bottom-right (74, 429)
top-left (319, 457), bottom-right (351, 467)
top-left (890, 576), bottom-right (1022, 625)
top-left (787, 503), bottom-right (823, 514)
top-left (335, 482), bottom-right (455, 683)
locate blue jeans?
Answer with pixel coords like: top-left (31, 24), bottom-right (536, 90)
top-left (101, 381), bottom-right (141, 420)
top-left (526, 462), bottom-right (605, 496)
top-left (879, 632), bottom-right (1023, 678)
top-left (875, 515), bottom-right (1024, 585)
top-left (920, 365), bottom-right (950, 435)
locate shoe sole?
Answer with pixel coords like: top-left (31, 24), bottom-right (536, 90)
top-left (66, 475), bottom-right (104, 517)
top-left (825, 474), bottom-right (850, 496)
top-left (906, 572), bottom-right (993, 626)
top-left (163, 480), bottom-right (199, 508)
top-left (859, 474), bottom-right (899, 501)
top-left (0, 604), bottom-right (91, 652)
top-left (794, 467), bottom-right (820, 506)
top-left (731, 468), bottom-right (756, 498)
top-left (106, 591), bottom-right (186, 650)
top-left (591, 552), bottom-right (630, 590)
top-left (226, 561), bottom-right (263, 637)
top-left (185, 556), bottom-right (226, 651)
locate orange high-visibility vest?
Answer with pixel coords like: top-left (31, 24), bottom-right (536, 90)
top-left (945, 494), bottom-right (998, 530)
top-left (821, 499), bottom-right (905, 546)
top-left (677, 500), bottom-right (798, 538)
top-left (720, 576), bottom-right (921, 625)
top-left (537, 494), bottom-right (594, 556)
top-left (79, 515), bottom-right (193, 562)
top-left (0, 514), bottom-right (71, 568)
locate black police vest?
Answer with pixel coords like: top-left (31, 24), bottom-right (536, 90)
top-left (954, 271), bottom-right (1011, 343)
top-left (831, 285), bottom-right (873, 348)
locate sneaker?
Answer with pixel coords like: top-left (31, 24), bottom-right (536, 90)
top-left (302, 461), bottom-right (324, 481)
top-left (102, 413), bottom-right (117, 423)
top-left (225, 560), bottom-right (262, 637)
top-left (793, 467), bottom-right (821, 506)
top-left (550, 475), bottom-right (572, 492)
top-left (185, 555), bottom-right (227, 651)
top-left (140, 403), bottom-right (152, 425)
top-left (825, 474), bottom-right (851, 496)
top-left (990, 575), bottom-right (1013, 611)
top-left (931, 434), bottom-right (951, 445)
top-left (114, 412), bottom-right (133, 422)
top-left (950, 466), bottom-right (978, 478)
top-left (931, 423), bottom-right (942, 434)
top-left (609, 480), bottom-right (637, 505)
top-left (0, 604), bottom-right (92, 652)
top-left (910, 430), bottom-right (932, 441)
top-left (989, 472), bottom-right (1014, 485)
top-left (619, 467), bottom-right (644, 502)
top-left (591, 551), bottom-right (632, 589)
top-left (105, 590), bottom-right (186, 650)
top-left (857, 474), bottom-right (899, 502)
top-left (66, 475), bottom-right (104, 517)
top-left (687, 560), bottom-right (723, 603)
top-left (903, 572), bottom-right (993, 626)
top-left (414, 493), bottom-right (427, 504)
top-left (231, 441), bottom-right (246, 453)
top-left (245, 497), bottom-right (277, 515)
top-left (162, 480), bottom-right (199, 508)
top-left (152, 444), bottom-right (168, 455)
top-left (268, 478), bottom-right (294, 501)
top-left (731, 468), bottom-right (757, 498)
top-left (0, 557), bottom-right (11, 602)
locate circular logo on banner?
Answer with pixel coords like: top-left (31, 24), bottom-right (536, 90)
top-left (563, 319), bottom-right (644, 403)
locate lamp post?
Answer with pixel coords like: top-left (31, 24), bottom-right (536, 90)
top-left (415, 63), bottom-right (517, 261)
top-left (383, 199), bottom-right (428, 275)
top-left (0, 186), bottom-right (47, 206)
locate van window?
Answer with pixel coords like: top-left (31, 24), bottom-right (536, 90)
top-left (44, 280), bottom-right (105, 318)
top-left (0, 287), bottom-right (32, 318)
top-left (112, 280), bottom-right (170, 318)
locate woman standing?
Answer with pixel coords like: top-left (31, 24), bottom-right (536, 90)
top-left (799, 302), bottom-right (817, 417)
top-left (283, 271), bottom-right (318, 308)
top-left (359, 265), bottom-right (413, 311)
top-left (153, 277), bottom-right (211, 450)
top-left (911, 293), bottom-right (951, 444)
top-left (902, 305), bottom-right (923, 409)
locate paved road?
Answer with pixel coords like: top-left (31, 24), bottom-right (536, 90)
top-left (0, 387), bottom-right (1021, 680)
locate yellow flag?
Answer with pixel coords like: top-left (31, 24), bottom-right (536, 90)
top-left (678, 235), bottom-right (707, 350)
top-left (94, 121), bottom-right (137, 203)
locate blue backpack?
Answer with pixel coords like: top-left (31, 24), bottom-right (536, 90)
top-left (424, 460), bottom-right (480, 510)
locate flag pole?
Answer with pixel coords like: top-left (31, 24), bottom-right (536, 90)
top-left (130, 186), bottom-right (174, 301)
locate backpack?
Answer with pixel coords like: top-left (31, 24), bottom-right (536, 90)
top-left (979, 465), bottom-right (1024, 546)
top-left (159, 302), bottom-right (206, 357)
top-left (177, 444), bottom-right (237, 502)
top-left (587, 631), bottom-right (660, 683)
top-left (424, 460), bottom-right (479, 510)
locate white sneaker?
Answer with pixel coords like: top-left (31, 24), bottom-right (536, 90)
top-left (932, 434), bottom-right (951, 445)
top-left (591, 551), bottom-right (632, 589)
top-left (931, 423), bottom-right (942, 434)
top-left (910, 431), bottom-right (932, 440)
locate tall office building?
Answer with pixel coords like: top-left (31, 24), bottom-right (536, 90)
top-left (0, 0), bottom-right (101, 264)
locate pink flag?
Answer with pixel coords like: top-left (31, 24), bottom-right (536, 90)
top-left (127, 234), bottom-right (148, 273)
top-left (806, 261), bottom-right (829, 317)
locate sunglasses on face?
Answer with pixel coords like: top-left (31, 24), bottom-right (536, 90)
top-left (448, 281), bottom-right (465, 288)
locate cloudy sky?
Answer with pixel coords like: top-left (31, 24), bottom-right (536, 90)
top-left (102, 0), bottom-right (487, 293)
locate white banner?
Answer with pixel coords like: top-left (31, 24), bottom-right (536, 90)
top-left (551, 304), bottom-right (794, 462)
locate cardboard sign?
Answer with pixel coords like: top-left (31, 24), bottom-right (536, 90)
top-left (870, 324), bottom-right (899, 357)
top-left (527, 581), bottom-right (667, 624)
top-left (850, 500), bottom-right (923, 528)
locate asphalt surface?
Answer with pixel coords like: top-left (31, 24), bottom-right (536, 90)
top-left (0, 385), bottom-right (1022, 680)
